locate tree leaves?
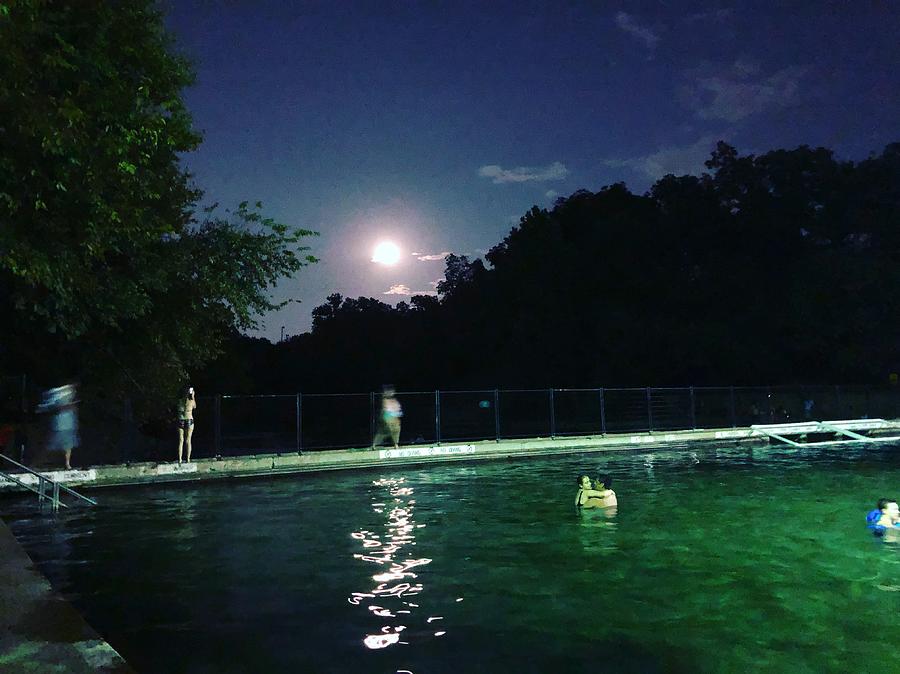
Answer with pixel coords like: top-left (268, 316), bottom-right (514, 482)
top-left (0, 1), bottom-right (318, 418)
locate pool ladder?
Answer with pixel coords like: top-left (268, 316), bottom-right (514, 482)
top-left (0, 453), bottom-right (97, 512)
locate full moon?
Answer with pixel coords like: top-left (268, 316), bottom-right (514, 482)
top-left (372, 240), bottom-right (401, 265)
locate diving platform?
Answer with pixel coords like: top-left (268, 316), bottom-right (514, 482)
top-left (749, 418), bottom-right (900, 447)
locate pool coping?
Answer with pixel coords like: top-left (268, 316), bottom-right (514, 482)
top-left (0, 517), bottom-right (134, 673)
top-left (3, 421), bottom-right (899, 494)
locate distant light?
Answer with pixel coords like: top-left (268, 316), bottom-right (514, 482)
top-left (372, 241), bottom-right (401, 265)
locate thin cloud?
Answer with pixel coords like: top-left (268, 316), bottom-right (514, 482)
top-left (684, 8), bottom-right (732, 24)
top-left (383, 284), bottom-right (437, 296)
top-left (604, 136), bottom-right (720, 180)
top-left (680, 61), bottom-right (809, 122)
top-left (614, 12), bottom-right (660, 50)
top-left (412, 251), bottom-right (452, 261)
top-left (478, 161), bottom-right (569, 184)
top-left (545, 189), bottom-right (559, 199)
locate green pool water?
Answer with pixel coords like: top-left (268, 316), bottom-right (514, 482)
top-left (6, 443), bottom-right (900, 673)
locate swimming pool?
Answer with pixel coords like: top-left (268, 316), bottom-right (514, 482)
top-left (6, 443), bottom-right (900, 673)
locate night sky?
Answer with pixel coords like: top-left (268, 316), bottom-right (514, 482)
top-left (163, 1), bottom-right (900, 341)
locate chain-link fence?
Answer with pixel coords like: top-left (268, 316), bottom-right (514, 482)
top-left (4, 379), bottom-right (900, 465)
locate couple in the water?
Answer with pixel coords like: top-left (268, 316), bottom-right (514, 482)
top-left (575, 474), bottom-right (617, 510)
top-left (867, 498), bottom-right (900, 537)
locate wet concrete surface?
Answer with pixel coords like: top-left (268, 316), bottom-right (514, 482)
top-left (0, 518), bottom-right (132, 673)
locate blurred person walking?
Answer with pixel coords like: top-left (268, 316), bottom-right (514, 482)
top-left (36, 384), bottom-right (79, 470)
top-left (372, 386), bottom-right (402, 449)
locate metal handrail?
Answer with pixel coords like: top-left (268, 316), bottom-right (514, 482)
top-left (749, 419), bottom-right (900, 448)
top-left (0, 470), bottom-right (70, 509)
top-left (0, 453), bottom-right (97, 508)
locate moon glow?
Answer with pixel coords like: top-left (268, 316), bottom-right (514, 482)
top-left (372, 240), bottom-right (401, 265)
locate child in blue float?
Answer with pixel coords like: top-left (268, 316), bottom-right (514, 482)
top-left (866, 498), bottom-right (900, 536)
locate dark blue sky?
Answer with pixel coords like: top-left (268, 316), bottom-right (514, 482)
top-left (163, 1), bottom-right (900, 341)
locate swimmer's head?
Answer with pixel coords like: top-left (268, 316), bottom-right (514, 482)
top-left (382, 385), bottom-right (395, 396)
top-left (878, 498), bottom-right (900, 523)
top-left (577, 475), bottom-right (591, 488)
top-left (594, 474), bottom-right (613, 490)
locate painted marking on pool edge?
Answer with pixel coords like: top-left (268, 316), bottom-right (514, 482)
top-left (715, 430), bottom-right (751, 439)
top-left (0, 468), bottom-right (98, 487)
top-left (379, 445), bottom-right (476, 460)
top-left (156, 462), bottom-right (199, 475)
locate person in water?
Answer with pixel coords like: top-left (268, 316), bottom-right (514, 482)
top-left (574, 474), bottom-right (615, 510)
top-left (867, 498), bottom-right (900, 536)
top-left (592, 474), bottom-right (617, 508)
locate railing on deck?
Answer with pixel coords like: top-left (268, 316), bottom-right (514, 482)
top-left (185, 385), bottom-right (900, 458)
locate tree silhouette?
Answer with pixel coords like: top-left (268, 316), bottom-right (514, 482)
top-left (233, 141), bottom-right (900, 394)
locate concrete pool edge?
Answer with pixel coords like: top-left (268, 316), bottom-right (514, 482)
top-left (0, 518), bottom-right (134, 673)
top-left (3, 421), bottom-right (900, 492)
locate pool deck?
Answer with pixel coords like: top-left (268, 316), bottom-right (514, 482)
top-left (4, 421), bottom-right (900, 495)
top-left (0, 517), bottom-right (133, 673)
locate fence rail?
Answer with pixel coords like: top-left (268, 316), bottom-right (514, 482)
top-left (192, 385), bottom-right (899, 458)
top-left (5, 379), bottom-right (899, 464)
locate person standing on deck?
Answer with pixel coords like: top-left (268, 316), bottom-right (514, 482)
top-left (176, 386), bottom-right (196, 464)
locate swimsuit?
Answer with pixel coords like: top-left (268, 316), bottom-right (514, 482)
top-left (177, 399), bottom-right (195, 429)
top-left (383, 399), bottom-right (402, 420)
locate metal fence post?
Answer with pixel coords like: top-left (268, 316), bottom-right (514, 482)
top-left (599, 387), bottom-right (606, 435)
top-left (646, 387), bottom-right (654, 432)
top-left (435, 390), bottom-right (441, 444)
top-left (214, 395), bottom-right (222, 456)
top-left (296, 393), bottom-right (302, 454)
top-left (689, 386), bottom-right (696, 429)
top-left (729, 387), bottom-right (737, 428)
top-left (549, 388), bottom-right (556, 438)
top-left (370, 392), bottom-right (376, 447)
top-left (121, 398), bottom-right (132, 464)
top-left (19, 374), bottom-right (27, 463)
top-left (494, 389), bottom-right (500, 442)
